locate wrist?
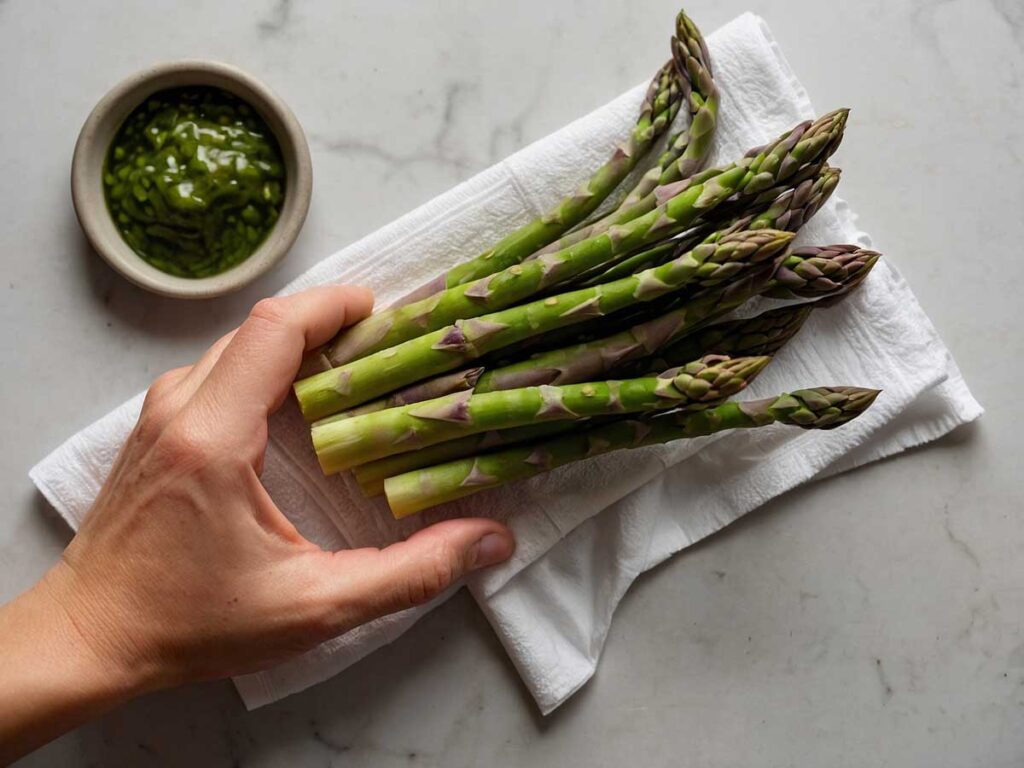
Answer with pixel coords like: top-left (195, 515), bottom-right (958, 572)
top-left (0, 568), bottom-right (154, 763)
top-left (34, 561), bottom-right (166, 699)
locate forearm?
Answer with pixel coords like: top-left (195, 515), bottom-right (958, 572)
top-left (0, 566), bottom-right (145, 764)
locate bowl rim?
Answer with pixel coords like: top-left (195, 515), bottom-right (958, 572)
top-left (71, 59), bottom-right (312, 299)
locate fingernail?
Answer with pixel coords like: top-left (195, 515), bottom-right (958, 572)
top-left (471, 532), bottom-right (513, 570)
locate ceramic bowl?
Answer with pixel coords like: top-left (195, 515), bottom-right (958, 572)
top-left (71, 60), bottom-right (312, 299)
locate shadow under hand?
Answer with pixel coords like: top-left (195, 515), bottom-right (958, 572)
top-left (31, 491), bottom-right (74, 552)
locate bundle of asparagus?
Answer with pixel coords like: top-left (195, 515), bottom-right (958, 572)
top-left (291, 9), bottom-right (883, 517)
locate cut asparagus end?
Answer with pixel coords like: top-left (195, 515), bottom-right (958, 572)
top-left (294, 367), bottom-right (352, 423)
top-left (355, 474), bottom-right (386, 498)
top-left (385, 460), bottom-right (501, 519)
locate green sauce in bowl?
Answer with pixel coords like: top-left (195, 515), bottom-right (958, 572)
top-left (103, 86), bottom-right (286, 278)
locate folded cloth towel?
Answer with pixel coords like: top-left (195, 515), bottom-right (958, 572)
top-left (30, 12), bottom-right (981, 714)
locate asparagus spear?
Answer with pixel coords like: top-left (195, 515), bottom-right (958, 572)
top-left (386, 59), bottom-right (683, 313)
top-left (448, 63), bottom-right (683, 283)
top-left (472, 245), bottom-right (880, 392)
top-left (743, 166), bottom-right (841, 231)
top-left (322, 298), bottom-right (814, 427)
top-left (311, 367), bottom-right (485, 427)
top-left (391, 8), bottom-right (714, 312)
top-left (353, 420), bottom-right (579, 497)
top-left (530, 109), bottom-right (848, 261)
top-left (317, 111), bottom-right (847, 369)
top-left (355, 303), bottom-right (824, 496)
top-left (495, 163), bottom-right (840, 362)
top-left (384, 387), bottom-right (881, 517)
top-left (582, 165), bottom-right (841, 288)
top-left (665, 10), bottom-right (719, 179)
top-left (570, 238), bottom-right (686, 289)
top-left (640, 304), bottom-right (815, 370)
top-left (294, 230), bottom-right (789, 421)
top-left (312, 355), bottom-right (769, 474)
top-left (616, 10), bottom-right (719, 209)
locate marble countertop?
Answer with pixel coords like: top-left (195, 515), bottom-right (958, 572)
top-left (2, 0), bottom-right (1022, 765)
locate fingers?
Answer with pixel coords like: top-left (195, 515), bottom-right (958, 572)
top-left (324, 519), bottom-right (515, 630)
top-left (190, 285), bottom-right (373, 425)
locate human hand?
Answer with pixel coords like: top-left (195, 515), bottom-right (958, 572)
top-left (3, 287), bottom-right (514, 755)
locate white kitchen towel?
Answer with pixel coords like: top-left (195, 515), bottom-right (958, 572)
top-left (29, 12), bottom-right (981, 715)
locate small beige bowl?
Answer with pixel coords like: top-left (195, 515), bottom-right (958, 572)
top-left (71, 60), bottom-right (312, 299)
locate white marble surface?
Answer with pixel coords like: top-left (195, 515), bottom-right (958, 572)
top-left (1, 0), bottom-right (1022, 765)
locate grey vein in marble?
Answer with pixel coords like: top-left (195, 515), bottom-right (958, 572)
top-left (259, 0), bottom-right (294, 36)
top-left (311, 81), bottom-right (477, 178)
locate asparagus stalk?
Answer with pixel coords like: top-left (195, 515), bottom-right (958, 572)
top-left (384, 387), bottom-right (881, 517)
top-left (391, 9), bottom-right (713, 312)
top-left (357, 298), bottom-right (833, 495)
top-left (511, 166), bottom-right (838, 346)
top-left (319, 167), bottom-right (744, 371)
top-left (311, 367), bottom-right (485, 427)
top-left (447, 62), bottom-right (683, 283)
top-left (566, 229), bottom-right (704, 292)
top-left (582, 165), bottom-right (841, 288)
top-left (294, 230), bottom-right (791, 421)
top-left (530, 109), bottom-right (848, 261)
top-left (317, 111), bottom-right (847, 369)
top-left (384, 59), bottom-right (683, 313)
top-left (616, 10), bottom-right (719, 209)
top-left (312, 355), bottom-right (769, 474)
top-left (355, 305), bottom-right (816, 495)
top-left (356, 302), bottom-right (829, 496)
top-left (324, 295), bottom-right (815, 427)
top-left (353, 420), bottom-right (579, 497)
top-left (472, 245), bottom-right (880, 393)
top-left (642, 304), bottom-right (815, 369)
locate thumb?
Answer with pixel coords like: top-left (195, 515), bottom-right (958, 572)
top-left (326, 519), bottom-right (515, 629)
